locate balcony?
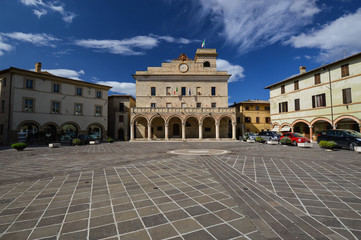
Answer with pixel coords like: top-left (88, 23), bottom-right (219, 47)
top-left (132, 107), bottom-right (236, 114)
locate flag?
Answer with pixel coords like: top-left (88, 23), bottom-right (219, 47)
top-left (189, 87), bottom-right (191, 95)
top-left (176, 87), bottom-right (178, 92)
top-left (173, 87), bottom-right (175, 95)
top-left (201, 39), bottom-right (205, 48)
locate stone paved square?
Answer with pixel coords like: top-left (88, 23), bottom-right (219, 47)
top-left (0, 141), bottom-right (360, 239)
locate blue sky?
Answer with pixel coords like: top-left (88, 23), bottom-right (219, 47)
top-left (1, 0), bottom-right (361, 104)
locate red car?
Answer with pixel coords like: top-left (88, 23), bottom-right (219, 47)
top-left (280, 132), bottom-right (311, 146)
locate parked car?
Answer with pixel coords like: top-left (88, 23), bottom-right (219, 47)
top-left (257, 131), bottom-right (282, 141)
top-left (317, 129), bottom-right (361, 151)
top-left (71, 135), bottom-right (91, 145)
top-left (246, 132), bottom-right (258, 140)
top-left (280, 132), bottom-right (311, 146)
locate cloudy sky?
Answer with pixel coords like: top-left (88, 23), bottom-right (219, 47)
top-left (1, 0), bottom-right (361, 103)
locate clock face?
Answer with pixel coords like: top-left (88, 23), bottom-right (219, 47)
top-left (179, 63), bottom-right (188, 73)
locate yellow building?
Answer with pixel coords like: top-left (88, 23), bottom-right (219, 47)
top-left (265, 52), bottom-right (361, 140)
top-left (230, 100), bottom-right (270, 138)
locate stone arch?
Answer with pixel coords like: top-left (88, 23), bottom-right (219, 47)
top-left (132, 115), bottom-right (149, 124)
top-left (149, 114), bottom-right (166, 124)
top-left (185, 116), bottom-right (199, 139)
top-left (217, 114), bottom-right (236, 124)
top-left (334, 115), bottom-right (361, 125)
top-left (202, 116), bottom-right (216, 138)
top-left (133, 116), bottom-right (148, 139)
top-left (310, 117), bottom-right (332, 126)
top-left (218, 115), bottom-right (233, 138)
top-left (291, 119), bottom-right (310, 127)
top-left (17, 120), bottom-right (41, 143)
top-left (291, 119), bottom-right (310, 138)
top-left (150, 116), bottom-right (165, 139)
top-left (60, 122), bottom-right (80, 142)
top-left (42, 122), bottom-right (59, 142)
top-left (168, 115), bottom-right (183, 138)
top-left (166, 115), bottom-right (184, 125)
top-left (184, 115), bottom-right (201, 123)
top-left (334, 115), bottom-right (361, 131)
top-left (17, 120), bottom-right (41, 131)
top-left (87, 123), bottom-right (105, 140)
top-left (200, 115), bottom-right (216, 124)
top-left (41, 122), bottom-right (60, 131)
top-left (310, 118), bottom-right (333, 136)
top-left (60, 122), bottom-right (81, 132)
top-left (280, 122), bottom-right (292, 128)
top-left (203, 61), bottom-right (210, 67)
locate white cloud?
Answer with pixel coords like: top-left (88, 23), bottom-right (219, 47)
top-left (74, 35), bottom-right (196, 55)
top-left (96, 81), bottom-right (136, 96)
top-left (1, 32), bottom-right (60, 47)
top-left (0, 36), bottom-right (13, 56)
top-left (197, 0), bottom-right (319, 53)
top-left (20, 0), bottom-right (76, 23)
top-left (217, 59), bottom-right (244, 82)
top-left (286, 8), bottom-right (361, 62)
top-left (41, 69), bottom-right (85, 80)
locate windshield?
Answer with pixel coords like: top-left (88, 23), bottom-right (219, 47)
top-left (344, 130), bottom-right (361, 138)
top-left (293, 133), bottom-right (303, 137)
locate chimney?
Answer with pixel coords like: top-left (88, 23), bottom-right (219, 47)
top-left (299, 66), bottom-right (306, 74)
top-left (35, 62), bottom-right (42, 73)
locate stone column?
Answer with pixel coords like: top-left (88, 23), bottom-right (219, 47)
top-left (309, 126), bottom-right (313, 141)
top-left (165, 123), bottom-right (169, 140)
top-left (216, 122), bottom-right (220, 140)
top-left (182, 123), bottom-right (186, 140)
top-left (130, 123), bottom-right (134, 141)
top-left (147, 123), bottom-right (151, 140)
top-left (199, 123), bottom-right (203, 140)
top-left (291, 127), bottom-right (294, 133)
top-left (232, 123), bottom-right (236, 140)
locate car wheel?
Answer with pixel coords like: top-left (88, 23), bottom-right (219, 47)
top-left (292, 141), bottom-right (298, 146)
top-left (349, 142), bottom-right (356, 151)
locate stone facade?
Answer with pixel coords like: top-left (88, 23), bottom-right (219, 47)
top-left (0, 63), bottom-right (111, 145)
top-left (131, 49), bottom-right (236, 140)
top-left (230, 100), bottom-right (271, 139)
top-left (108, 95), bottom-right (135, 141)
top-left (265, 52), bottom-right (361, 140)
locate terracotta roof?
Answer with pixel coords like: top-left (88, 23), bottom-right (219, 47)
top-left (229, 100), bottom-right (269, 107)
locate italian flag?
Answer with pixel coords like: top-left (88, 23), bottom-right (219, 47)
top-left (201, 39), bottom-right (205, 48)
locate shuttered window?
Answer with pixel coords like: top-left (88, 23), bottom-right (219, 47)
top-left (342, 88), bottom-right (352, 104)
top-left (312, 93), bottom-right (326, 108)
top-left (279, 102), bottom-right (288, 113)
top-left (314, 73), bottom-right (321, 85)
top-left (281, 85), bottom-right (285, 94)
top-left (341, 64), bottom-right (349, 77)
top-left (294, 99), bottom-right (300, 111)
top-left (294, 80), bottom-right (299, 90)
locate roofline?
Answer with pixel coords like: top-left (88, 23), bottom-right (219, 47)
top-left (108, 95), bottom-right (135, 100)
top-left (229, 100), bottom-right (270, 107)
top-left (0, 67), bottom-right (112, 90)
top-left (264, 51), bottom-right (361, 89)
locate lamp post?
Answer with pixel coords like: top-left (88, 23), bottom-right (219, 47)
top-left (323, 67), bottom-right (335, 129)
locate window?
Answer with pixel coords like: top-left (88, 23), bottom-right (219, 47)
top-left (119, 115), bottom-right (124, 122)
top-left (157, 126), bottom-right (163, 131)
top-left (314, 73), bottom-right (321, 85)
top-left (95, 106), bottom-right (102, 116)
top-left (205, 127), bottom-right (211, 132)
top-left (76, 87), bottom-right (82, 96)
top-left (294, 99), bottom-right (300, 111)
top-left (211, 87), bottom-right (216, 96)
top-left (265, 106), bottom-right (270, 110)
top-left (166, 103), bottom-right (172, 108)
top-left (52, 101), bottom-right (60, 114)
top-left (151, 87), bottom-right (156, 96)
top-left (75, 104), bottom-right (82, 115)
top-left (196, 102), bottom-right (201, 108)
top-left (24, 98), bottom-right (34, 112)
top-left (342, 88), bottom-right (352, 104)
top-left (196, 87), bottom-right (201, 95)
top-left (53, 83), bottom-right (60, 93)
top-left (211, 102), bottom-right (216, 108)
top-left (203, 61), bottom-right (210, 67)
top-left (151, 103), bottom-right (156, 108)
top-left (26, 79), bottom-right (33, 89)
top-left (341, 64), bottom-right (349, 77)
top-left (119, 103), bottom-right (124, 112)
top-left (245, 106), bottom-right (249, 110)
top-left (265, 117), bottom-right (270, 124)
top-left (281, 85), bottom-right (285, 94)
top-left (256, 117), bottom-right (260, 123)
top-left (166, 87), bottom-right (171, 95)
top-left (278, 101), bottom-right (288, 113)
top-left (181, 87), bottom-right (186, 96)
top-left (312, 93), bottom-right (326, 108)
top-left (181, 103), bottom-right (186, 108)
top-left (2, 78), bottom-right (6, 87)
top-left (255, 106), bottom-right (259, 110)
top-left (245, 117), bottom-right (251, 123)
top-left (1, 100), bottom-right (4, 113)
top-left (96, 90), bottom-right (102, 98)
top-left (237, 117), bottom-right (240, 124)
top-left (294, 80), bottom-right (299, 90)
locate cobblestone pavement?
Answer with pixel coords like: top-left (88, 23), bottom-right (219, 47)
top-left (0, 142), bottom-right (360, 239)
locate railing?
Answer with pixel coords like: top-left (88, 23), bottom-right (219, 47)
top-left (132, 107), bottom-right (236, 114)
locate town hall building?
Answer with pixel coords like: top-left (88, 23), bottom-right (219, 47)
top-left (130, 48), bottom-right (236, 141)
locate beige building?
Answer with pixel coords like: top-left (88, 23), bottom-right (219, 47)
top-left (265, 52), bottom-right (361, 140)
top-left (108, 95), bottom-right (136, 141)
top-left (0, 63), bottom-right (111, 145)
top-left (230, 100), bottom-right (271, 138)
top-left (131, 49), bottom-right (236, 140)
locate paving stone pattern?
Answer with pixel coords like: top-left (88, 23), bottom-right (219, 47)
top-left (0, 141), bottom-right (360, 239)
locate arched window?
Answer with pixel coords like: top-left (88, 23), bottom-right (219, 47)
top-left (203, 61), bottom-right (210, 67)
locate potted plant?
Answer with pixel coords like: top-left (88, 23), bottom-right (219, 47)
top-left (107, 137), bottom-right (114, 143)
top-left (319, 140), bottom-right (337, 151)
top-left (255, 136), bottom-right (265, 143)
top-left (280, 137), bottom-right (292, 145)
top-left (72, 138), bottom-right (81, 146)
top-left (11, 142), bottom-right (27, 151)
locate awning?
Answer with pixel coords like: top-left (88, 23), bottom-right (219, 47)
top-left (271, 126), bottom-right (279, 131)
top-left (280, 126), bottom-right (291, 132)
